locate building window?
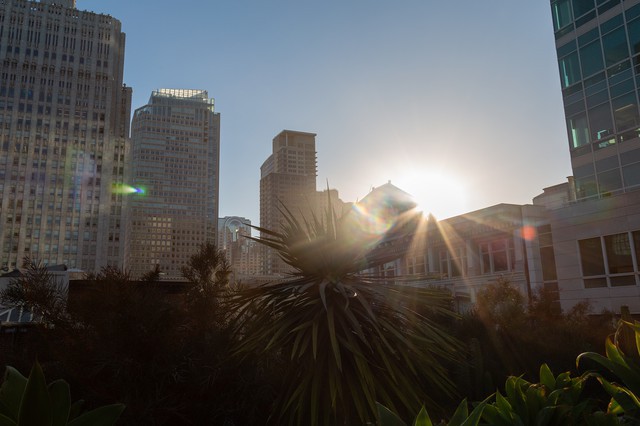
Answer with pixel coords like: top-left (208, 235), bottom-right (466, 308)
top-left (480, 239), bottom-right (515, 275)
top-left (439, 250), bottom-right (449, 277)
top-left (552, 0), bottom-right (573, 32)
top-left (450, 248), bottom-right (466, 278)
top-left (438, 248), bottom-right (466, 278)
top-left (578, 232), bottom-right (639, 288)
top-left (579, 237), bottom-right (605, 277)
top-left (604, 233), bottom-right (633, 273)
top-left (559, 52), bottom-right (581, 88)
top-left (406, 255), bottom-right (426, 275)
top-left (538, 225), bottom-right (558, 282)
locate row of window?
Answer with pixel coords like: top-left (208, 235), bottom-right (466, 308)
top-left (402, 238), bottom-right (517, 279)
top-left (573, 158), bottom-right (640, 198)
top-left (2, 44), bottom-right (111, 64)
top-left (552, 0), bottom-right (629, 35)
top-left (557, 11), bottom-right (640, 148)
top-left (579, 230), bottom-right (640, 287)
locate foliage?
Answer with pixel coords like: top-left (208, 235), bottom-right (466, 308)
top-left (229, 204), bottom-right (461, 425)
top-left (378, 363), bottom-right (605, 425)
top-left (0, 257), bottom-right (69, 326)
top-left (0, 361), bottom-right (124, 426)
top-left (377, 398), bottom-right (488, 426)
top-left (479, 364), bottom-right (610, 425)
top-left (457, 280), bottom-right (614, 392)
top-left (181, 242), bottom-right (231, 291)
top-left (1, 246), bottom-right (277, 425)
top-left (578, 314), bottom-right (640, 419)
top-left (474, 277), bottom-right (526, 330)
top-left (61, 266), bottom-right (186, 422)
top-left (181, 242), bottom-right (231, 329)
top-left (380, 317), bottom-right (640, 425)
top-left (6, 228), bottom-right (627, 424)
top-left (139, 263), bottom-right (162, 284)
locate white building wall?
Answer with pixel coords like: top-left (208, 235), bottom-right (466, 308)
top-left (550, 190), bottom-right (640, 313)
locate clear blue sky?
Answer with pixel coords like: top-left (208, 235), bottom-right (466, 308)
top-left (83, 0), bottom-right (571, 224)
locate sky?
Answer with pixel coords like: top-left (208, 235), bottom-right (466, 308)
top-left (83, 0), bottom-right (571, 224)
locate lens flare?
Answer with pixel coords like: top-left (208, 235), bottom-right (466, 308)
top-left (112, 183), bottom-right (145, 195)
top-left (352, 203), bottom-right (394, 236)
top-left (521, 226), bottom-right (537, 241)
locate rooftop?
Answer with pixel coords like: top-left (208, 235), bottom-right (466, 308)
top-left (151, 89), bottom-right (213, 104)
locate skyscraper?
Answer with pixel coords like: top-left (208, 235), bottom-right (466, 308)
top-left (552, 0), bottom-right (640, 198)
top-left (260, 130), bottom-right (317, 275)
top-left (0, 0), bottom-right (131, 272)
top-left (128, 89), bottom-right (220, 279)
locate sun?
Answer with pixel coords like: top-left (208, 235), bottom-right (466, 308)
top-left (394, 169), bottom-right (469, 220)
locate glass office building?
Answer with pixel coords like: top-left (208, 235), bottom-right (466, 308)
top-left (128, 89), bottom-right (220, 279)
top-left (552, 0), bottom-right (640, 197)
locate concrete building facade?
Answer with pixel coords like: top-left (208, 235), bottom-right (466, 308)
top-left (0, 0), bottom-right (131, 272)
top-left (259, 130), bottom-right (317, 276)
top-left (128, 89), bottom-right (220, 279)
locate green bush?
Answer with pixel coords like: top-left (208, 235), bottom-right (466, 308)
top-left (378, 318), bottom-right (640, 425)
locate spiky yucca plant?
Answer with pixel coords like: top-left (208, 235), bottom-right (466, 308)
top-left (228, 203), bottom-right (461, 425)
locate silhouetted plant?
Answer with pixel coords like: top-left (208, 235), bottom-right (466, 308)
top-left (475, 276), bottom-right (526, 330)
top-left (229, 203), bottom-right (461, 425)
top-left (181, 242), bottom-right (231, 329)
top-left (0, 257), bottom-right (69, 326)
top-left (61, 266), bottom-right (185, 422)
top-left (1, 252), bottom-right (280, 425)
top-left (449, 279), bottom-right (615, 407)
top-left (140, 263), bottom-right (162, 284)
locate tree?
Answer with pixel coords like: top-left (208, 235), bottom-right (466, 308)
top-left (181, 242), bottom-right (231, 329)
top-left (474, 276), bottom-right (526, 330)
top-left (0, 257), bottom-right (68, 326)
top-left (456, 279), bottom-right (614, 395)
top-left (228, 204), bottom-right (461, 425)
top-left (181, 242), bottom-right (231, 289)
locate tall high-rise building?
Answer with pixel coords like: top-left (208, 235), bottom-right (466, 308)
top-left (260, 130), bottom-right (317, 275)
top-left (128, 89), bottom-right (220, 279)
top-left (552, 0), bottom-right (640, 198)
top-left (0, 0), bottom-right (131, 272)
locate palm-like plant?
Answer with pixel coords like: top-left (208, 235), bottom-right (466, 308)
top-left (228, 202), bottom-right (461, 425)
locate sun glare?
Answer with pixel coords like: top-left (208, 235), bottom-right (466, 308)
top-left (395, 169), bottom-right (469, 220)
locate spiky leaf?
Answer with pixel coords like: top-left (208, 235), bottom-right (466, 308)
top-left (0, 367), bottom-right (27, 421)
top-left (66, 404), bottom-right (125, 426)
top-left (18, 362), bottom-right (52, 426)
